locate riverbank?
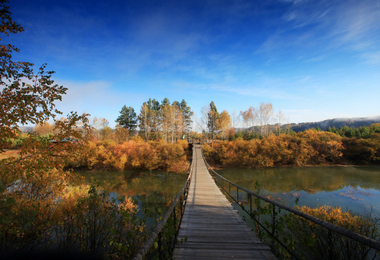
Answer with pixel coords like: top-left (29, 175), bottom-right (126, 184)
top-left (202, 131), bottom-right (380, 168)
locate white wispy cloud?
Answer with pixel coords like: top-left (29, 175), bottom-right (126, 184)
top-left (362, 51), bottom-right (380, 65)
top-left (260, 0), bottom-right (380, 62)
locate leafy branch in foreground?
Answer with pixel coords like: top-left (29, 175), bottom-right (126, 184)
top-left (0, 1), bottom-right (144, 257)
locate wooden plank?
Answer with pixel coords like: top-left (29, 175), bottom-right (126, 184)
top-left (173, 145), bottom-right (276, 260)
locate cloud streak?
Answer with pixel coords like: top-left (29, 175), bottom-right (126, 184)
top-left (259, 0), bottom-right (380, 63)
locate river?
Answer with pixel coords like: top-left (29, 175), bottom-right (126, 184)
top-left (218, 166), bottom-right (380, 216)
top-left (79, 166), bottom-right (380, 225)
top-left (79, 170), bottom-right (187, 229)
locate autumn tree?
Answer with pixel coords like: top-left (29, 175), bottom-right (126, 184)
top-left (92, 117), bottom-right (109, 140)
top-left (0, 1), bottom-right (96, 253)
top-left (160, 100), bottom-right (171, 142)
top-left (258, 102), bottom-right (273, 136)
top-left (275, 109), bottom-right (286, 135)
top-left (231, 109), bottom-right (240, 128)
top-left (34, 121), bottom-right (54, 135)
top-left (114, 124), bottom-right (129, 143)
top-left (0, 3), bottom-right (67, 151)
top-left (159, 99), bottom-right (186, 143)
top-left (217, 110), bottom-right (231, 140)
top-left (101, 126), bottom-right (113, 141)
top-left (115, 105), bottom-right (137, 133)
top-left (171, 102), bottom-right (185, 143)
top-left (240, 106), bottom-right (257, 129)
top-left (137, 98), bottom-right (160, 141)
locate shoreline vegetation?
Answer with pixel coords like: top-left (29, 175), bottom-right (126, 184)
top-left (1, 0), bottom-right (379, 257)
top-left (202, 130), bottom-right (380, 169)
top-left (4, 126), bottom-right (380, 173)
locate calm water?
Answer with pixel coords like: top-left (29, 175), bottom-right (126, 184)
top-left (218, 166), bottom-right (380, 216)
top-left (79, 171), bottom-right (187, 228)
top-left (79, 166), bottom-right (380, 222)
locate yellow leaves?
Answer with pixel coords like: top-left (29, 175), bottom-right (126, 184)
top-left (119, 196), bottom-right (137, 212)
top-left (114, 154), bottom-right (127, 171)
top-left (34, 121), bottom-right (53, 135)
top-left (296, 205), bottom-right (374, 234)
top-left (79, 139), bottom-right (189, 172)
top-left (204, 132), bottom-right (344, 168)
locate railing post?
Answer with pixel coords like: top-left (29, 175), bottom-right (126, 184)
top-left (173, 203), bottom-right (177, 230)
top-left (272, 205), bottom-right (276, 236)
top-left (158, 232), bottom-right (162, 260)
top-left (180, 194), bottom-right (184, 217)
top-left (328, 229), bottom-right (333, 258)
top-left (237, 186), bottom-right (239, 203)
top-left (249, 194), bottom-right (252, 216)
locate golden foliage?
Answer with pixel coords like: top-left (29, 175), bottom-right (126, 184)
top-left (34, 122), bottom-right (54, 135)
top-left (0, 3), bottom-right (143, 256)
top-left (297, 206), bottom-right (369, 229)
top-left (343, 136), bottom-right (380, 164)
top-left (79, 139), bottom-right (190, 172)
top-left (289, 206), bottom-right (378, 260)
top-left (203, 131), bottom-right (345, 167)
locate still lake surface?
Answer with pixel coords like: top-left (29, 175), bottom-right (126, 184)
top-left (79, 171), bottom-right (187, 229)
top-left (218, 166), bottom-right (380, 216)
top-left (80, 166), bottom-right (380, 226)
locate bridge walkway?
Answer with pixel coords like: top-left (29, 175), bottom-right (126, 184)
top-left (173, 145), bottom-right (276, 259)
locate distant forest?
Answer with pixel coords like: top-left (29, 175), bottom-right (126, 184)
top-left (289, 117), bottom-right (380, 132)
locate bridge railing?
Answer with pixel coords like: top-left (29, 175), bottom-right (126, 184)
top-left (201, 150), bottom-right (380, 260)
top-left (133, 154), bottom-right (194, 260)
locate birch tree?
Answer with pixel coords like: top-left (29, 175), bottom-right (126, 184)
top-left (258, 102), bottom-right (273, 136)
top-left (240, 106), bottom-right (257, 129)
top-left (138, 103), bottom-right (149, 141)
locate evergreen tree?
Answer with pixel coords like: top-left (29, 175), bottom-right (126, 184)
top-left (115, 105), bottom-right (137, 132)
top-left (207, 101), bottom-right (219, 140)
top-left (179, 99), bottom-right (193, 134)
top-left (148, 98), bottom-right (160, 139)
top-left (138, 102), bottom-right (149, 140)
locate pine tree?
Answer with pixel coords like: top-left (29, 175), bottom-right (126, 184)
top-left (115, 105), bottom-right (137, 132)
top-left (207, 101), bottom-right (219, 141)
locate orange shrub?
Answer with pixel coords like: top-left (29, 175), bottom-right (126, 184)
top-left (203, 132), bottom-right (344, 168)
top-left (79, 139), bottom-right (189, 172)
top-left (297, 130), bottom-right (344, 164)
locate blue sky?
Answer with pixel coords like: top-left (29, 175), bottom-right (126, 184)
top-left (7, 0), bottom-right (380, 128)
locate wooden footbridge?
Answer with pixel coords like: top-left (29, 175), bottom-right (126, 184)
top-left (134, 144), bottom-right (380, 260)
top-left (173, 145), bottom-right (276, 259)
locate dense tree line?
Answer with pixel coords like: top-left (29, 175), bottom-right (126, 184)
top-left (290, 118), bottom-right (380, 132)
top-left (200, 101), bottom-right (290, 142)
top-left (116, 98), bottom-right (193, 143)
top-left (76, 138), bottom-right (190, 173)
top-left (202, 129), bottom-right (380, 167)
top-left (326, 124), bottom-right (380, 138)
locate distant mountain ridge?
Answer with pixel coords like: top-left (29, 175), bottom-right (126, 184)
top-left (19, 116), bottom-right (380, 134)
top-left (289, 116), bottom-right (380, 132)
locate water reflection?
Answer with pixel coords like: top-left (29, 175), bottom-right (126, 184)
top-left (218, 166), bottom-right (380, 215)
top-left (79, 171), bottom-right (187, 228)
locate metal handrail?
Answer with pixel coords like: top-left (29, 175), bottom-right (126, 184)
top-left (133, 148), bottom-right (194, 260)
top-left (200, 149), bottom-right (380, 252)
